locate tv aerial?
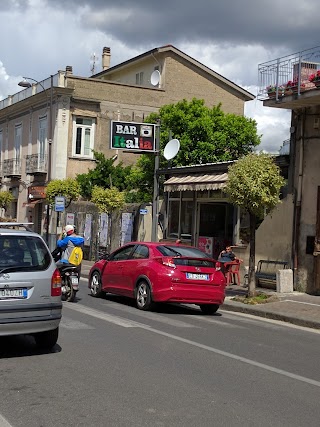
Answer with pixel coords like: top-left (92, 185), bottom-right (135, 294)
top-left (163, 138), bottom-right (180, 160)
top-left (150, 70), bottom-right (161, 86)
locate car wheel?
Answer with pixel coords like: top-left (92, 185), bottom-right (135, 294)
top-left (136, 280), bottom-right (153, 311)
top-left (200, 304), bottom-right (219, 315)
top-left (90, 271), bottom-right (103, 297)
top-left (34, 327), bottom-right (59, 350)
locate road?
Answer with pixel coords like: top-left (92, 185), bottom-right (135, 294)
top-left (1, 277), bottom-right (320, 427)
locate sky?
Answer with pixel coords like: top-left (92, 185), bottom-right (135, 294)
top-left (0, 0), bottom-right (318, 153)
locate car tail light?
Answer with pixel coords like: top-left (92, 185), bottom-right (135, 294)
top-left (161, 257), bottom-right (176, 269)
top-left (51, 268), bottom-right (62, 296)
top-left (215, 261), bottom-right (222, 271)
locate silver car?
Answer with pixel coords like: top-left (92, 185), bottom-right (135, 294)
top-left (0, 223), bottom-right (62, 349)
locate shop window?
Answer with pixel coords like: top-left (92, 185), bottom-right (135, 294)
top-left (168, 200), bottom-right (179, 238)
top-left (180, 200), bottom-right (193, 239)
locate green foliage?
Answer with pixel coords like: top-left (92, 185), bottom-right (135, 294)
top-left (0, 191), bottom-right (14, 210)
top-left (224, 153), bottom-right (285, 218)
top-left (76, 151), bottom-right (133, 199)
top-left (91, 186), bottom-right (126, 213)
top-left (46, 178), bottom-right (81, 206)
top-left (133, 98), bottom-right (261, 197)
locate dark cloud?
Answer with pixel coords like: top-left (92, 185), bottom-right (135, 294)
top-left (46, 0), bottom-right (319, 53)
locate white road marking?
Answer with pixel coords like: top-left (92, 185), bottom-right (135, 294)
top-left (182, 315), bottom-right (245, 328)
top-left (66, 303), bottom-right (320, 388)
top-left (65, 303), bottom-right (151, 328)
top-left (219, 309), bottom-right (320, 334)
top-left (282, 300), bottom-right (320, 307)
top-left (60, 316), bottom-right (94, 330)
top-left (97, 300), bottom-right (197, 328)
top-left (0, 414), bottom-right (13, 427)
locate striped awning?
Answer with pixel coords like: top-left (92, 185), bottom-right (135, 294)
top-left (164, 172), bottom-right (228, 192)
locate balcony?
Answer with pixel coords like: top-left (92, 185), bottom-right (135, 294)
top-left (258, 46), bottom-right (320, 109)
top-left (26, 154), bottom-right (47, 175)
top-left (3, 158), bottom-right (21, 178)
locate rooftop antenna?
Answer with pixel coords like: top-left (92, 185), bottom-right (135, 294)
top-left (90, 52), bottom-right (99, 75)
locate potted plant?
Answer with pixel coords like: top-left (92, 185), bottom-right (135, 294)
top-left (309, 70), bottom-right (320, 88)
top-left (266, 84), bottom-right (283, 98)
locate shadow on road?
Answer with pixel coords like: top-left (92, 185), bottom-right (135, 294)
top-left (0, 335), bottom-right (62, 359)
top-left (89, 292), bottom-right (222, 316)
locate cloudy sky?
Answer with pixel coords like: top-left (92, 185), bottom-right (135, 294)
top-left (1, 0), bottom-right (318, 152)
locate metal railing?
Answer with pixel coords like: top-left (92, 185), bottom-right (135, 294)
top-left (258, 46), bottom-right (320, 100)
top-left (2, 158), bottom-right (21, 177)
top-left (26, 154), bottom-right (47, 174)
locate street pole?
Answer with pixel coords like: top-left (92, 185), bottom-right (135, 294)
top-left (45, 75), bottom-right (53, 246)
top-left (151, 121), bottom-right (160, 242)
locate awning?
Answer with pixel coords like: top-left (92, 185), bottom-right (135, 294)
top-left (22, 200), bottom-right (43, 208)
top-left (164, 172), bottom-right (228, 192)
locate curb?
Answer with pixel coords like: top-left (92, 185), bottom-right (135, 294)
top-left (222, 300), bottom-right (320, 330)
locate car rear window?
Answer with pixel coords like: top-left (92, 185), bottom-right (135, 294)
top-left (156, 245), bottom-right (215, 267)
top-left (0, 235), bottom-right (51, 271)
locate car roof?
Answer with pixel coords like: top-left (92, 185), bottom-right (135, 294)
top-left (0, 222), bottom-right (40, 237)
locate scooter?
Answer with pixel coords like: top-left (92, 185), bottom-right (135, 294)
top-left (52, 248), bottom-right (79, 302)
top-left (58, 263), bottom-right (79, 302)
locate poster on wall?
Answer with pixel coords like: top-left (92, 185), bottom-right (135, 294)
top-left (121, 213), bottom-right (133, 246)
top-left (198, 236), bottom-right (213, 256)
top-left (84, 214), bottom-right (92, 246)
top-left (66, 213), bottom-right (75, 226)
top-left (99, 213), bottom-right (108, 247)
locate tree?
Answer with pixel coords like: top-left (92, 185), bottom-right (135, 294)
top-left (0, 191), bottom-right (14, 222)
top-left (91, 186), bottom-right (126, 214)
top-left (0, 191), bottom-right (14, 211)
top-left (132, 98), bottom-right (261, 197)
top-left (46, 178), bottom-right (81, 207)
top-left (76, 151), bottom-right (133, 199)
top-left (91, 186), bottom-right (126, 252)
top-left (224, 153), bottom-right (285, 296)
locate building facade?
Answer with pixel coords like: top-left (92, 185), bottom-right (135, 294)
top-left (0, 45), bottom-right (254, 247)
top-left (258, 46), bottom-right (320, 293)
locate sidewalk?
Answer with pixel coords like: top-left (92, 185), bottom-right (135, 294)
top-left (81, 260), bottom-right (320, 330)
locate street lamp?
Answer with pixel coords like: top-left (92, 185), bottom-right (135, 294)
top-left (18, 76), bottom-right (53, 245)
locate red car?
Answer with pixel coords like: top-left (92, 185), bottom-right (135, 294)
top-left (88, 242), bottom-right (226, 314)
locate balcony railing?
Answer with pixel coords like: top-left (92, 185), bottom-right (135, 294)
top-left (26, 154), bottom-right (47, 175)
top-left (258, 46), bottom-right (320, 101)
top-left (2, 158), bottom-right (21, 177)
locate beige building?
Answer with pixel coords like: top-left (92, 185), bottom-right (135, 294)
top-left (0, 45), bottom-right (253, 245)
top-left (258, 46), bottom-right (320, 293)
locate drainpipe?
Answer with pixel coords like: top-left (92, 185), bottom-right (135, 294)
top-left (293, 108), bottom-right (306, 285)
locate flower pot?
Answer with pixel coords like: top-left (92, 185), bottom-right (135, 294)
top-left (285, 89), bottom-right (293, 96)
top-left (314, 80), bottom-right (320, 88)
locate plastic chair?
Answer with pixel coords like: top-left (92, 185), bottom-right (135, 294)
top-left (224, 260), bottom-right (241, 285)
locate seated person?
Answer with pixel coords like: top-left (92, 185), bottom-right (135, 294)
top-left (219, 246), bottom-right (236, 263)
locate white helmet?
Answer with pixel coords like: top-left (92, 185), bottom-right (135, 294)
top-left (64, 225), bottom-right (74, 235)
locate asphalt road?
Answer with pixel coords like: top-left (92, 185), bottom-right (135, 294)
top-left (1, 278), bottom-right (320, 427)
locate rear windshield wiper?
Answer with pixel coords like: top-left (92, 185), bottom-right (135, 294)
top-left (0, 265), bottom-right (35, 275)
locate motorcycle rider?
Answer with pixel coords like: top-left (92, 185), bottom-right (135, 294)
top-left (56, 225), bottom-right (84, 274)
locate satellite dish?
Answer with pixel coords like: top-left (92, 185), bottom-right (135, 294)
top-left (150, 70), bottom-right (160, 86)
top-left (163, 139), bottom-right (180, 160)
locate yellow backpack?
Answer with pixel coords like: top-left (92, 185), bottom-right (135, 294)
top-left (68, 246), bottom-right (83, 266)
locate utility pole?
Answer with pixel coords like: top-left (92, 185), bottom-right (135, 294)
top-left (151, 121), bottom-right (160, 242)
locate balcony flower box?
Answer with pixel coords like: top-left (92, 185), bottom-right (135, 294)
top-left (309, 71), bottom-right (320, 88)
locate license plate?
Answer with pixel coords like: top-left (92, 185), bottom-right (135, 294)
top-left (0, 288), bottom-right (28, 299)
top-left (71, 277), bottom-right (78, 285)
top-left (186, 273), bottom-right (209, 281)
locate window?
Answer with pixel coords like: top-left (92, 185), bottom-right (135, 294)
top-left (131, 245), bottom-right (149, 259)
top-left (14, 124), bottom-right (22, 160)
top-left (110, 245), bottom-right (135, 261)
top-left (38, 117), bottom-right (47, 162)
top-left (135, 72), bottom-right (144, 85)
top-left (0, 129), bottom-right (2, 163)
top-left (72, 117), bottom-right (95, 158)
